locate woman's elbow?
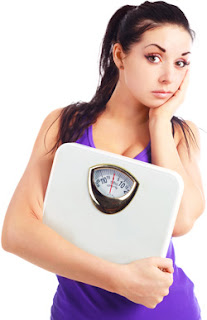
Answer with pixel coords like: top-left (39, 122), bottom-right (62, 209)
top-left (1, 214), bottom-right (30, 253)
top-left (172, 200), bottom-right (206, 237)
top-left (1, 221), bottom-right (14, 252)
top-left (172, 222), bottom-right (194, 237)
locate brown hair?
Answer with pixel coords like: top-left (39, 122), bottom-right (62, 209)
top-left (45, 1), bottom-right (198, 159)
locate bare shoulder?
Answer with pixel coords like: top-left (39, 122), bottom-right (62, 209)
top-left (184, 119), bottom-right (201, 141)
top-left (32, 107), bottom-right (64, 159)
top-left (23, 107), bottom-right (65, 211)
top-left (176, 119), bottom-right (201, 158)
top-left (176, 119), bottom-right (205, 207)
top-left (2, 107), bottom-right (65, 240)
top-left (178, 120), bottom-right (201, 155)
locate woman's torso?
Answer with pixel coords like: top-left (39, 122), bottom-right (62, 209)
top-left (50, 120), bottom-right (201, 320)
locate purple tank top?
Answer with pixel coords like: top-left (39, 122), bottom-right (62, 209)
top-left (51, 124), bottom-right (201, 320)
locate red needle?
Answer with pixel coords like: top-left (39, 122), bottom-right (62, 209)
top-left (109, 173), bottom-right (115, 194)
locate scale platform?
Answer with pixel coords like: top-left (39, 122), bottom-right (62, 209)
top-left (43, 142), bottom-right (184, 264)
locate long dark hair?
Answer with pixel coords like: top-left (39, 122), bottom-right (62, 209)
top-left (45, 1), bottom-right (198, 159)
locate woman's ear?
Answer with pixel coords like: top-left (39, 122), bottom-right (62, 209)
top-left (112, 43), bottom-right (125, 70)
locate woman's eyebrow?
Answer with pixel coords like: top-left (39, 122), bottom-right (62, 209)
top-left (144, 43), bottom-right (191, 56)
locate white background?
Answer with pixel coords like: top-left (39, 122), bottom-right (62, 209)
top-left (0, 0), bottom-right (206, 319)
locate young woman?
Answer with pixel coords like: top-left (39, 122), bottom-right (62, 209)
top-left (2, 1), bottom-right (205, 319)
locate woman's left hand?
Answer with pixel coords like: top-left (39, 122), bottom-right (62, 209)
top-left (149, 69), bottom-right (190, 122)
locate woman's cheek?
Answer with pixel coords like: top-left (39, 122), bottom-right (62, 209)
top-left (124, 69), bottom-right (144, 93)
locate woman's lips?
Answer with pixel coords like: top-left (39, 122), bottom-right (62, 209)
top-left (152, 91), bottom-right (172, 99)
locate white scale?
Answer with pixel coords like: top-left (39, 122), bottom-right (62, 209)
top-left (43, 142), bottom-right (184, 264)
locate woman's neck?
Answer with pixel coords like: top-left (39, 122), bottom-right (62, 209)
top-left (105, 80), bottom-right (149, 128)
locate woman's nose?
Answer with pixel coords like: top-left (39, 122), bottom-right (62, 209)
top-left (158, 64), bottom-right (175, 84)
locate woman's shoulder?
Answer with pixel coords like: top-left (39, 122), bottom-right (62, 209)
top-left (43, 107), bottom-right (65, 148)
top-left (175, 119), bottom-right (201, 150)
top-left (43, 107), bottom-right (64, 127)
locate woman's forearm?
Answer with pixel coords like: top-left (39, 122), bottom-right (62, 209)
top-left (149, 117), bottom-right (204, 236)
top-left (2, 214), bottom-right (118, 293)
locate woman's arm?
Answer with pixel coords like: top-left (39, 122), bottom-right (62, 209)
top-left (148, 70), bottom-right (205, 237)
top-left (1, 108), bottom-right (117, 293)
top-left (1, 108), bottom-right (174, 309)
top-left (149, 117), bottom-right (205, 237)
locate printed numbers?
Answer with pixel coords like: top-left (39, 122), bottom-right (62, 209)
top-left (119, 181), bottom-right (125, 188)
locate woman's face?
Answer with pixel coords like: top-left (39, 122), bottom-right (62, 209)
top-left (118, 24), bottom-right (192, 108)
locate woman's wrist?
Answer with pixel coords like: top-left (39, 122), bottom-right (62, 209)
top-left (104, 262), bottom-right (124, 295)
top-left (96, 259), bottom-right (128, 295)
top-left (149, 115), bottom-right (172, 130)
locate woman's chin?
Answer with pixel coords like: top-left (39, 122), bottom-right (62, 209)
top-left (146, 102), bottom-right (165, 109)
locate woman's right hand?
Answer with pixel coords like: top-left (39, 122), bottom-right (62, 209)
top-left (114, 257), bottom-right (174, 309)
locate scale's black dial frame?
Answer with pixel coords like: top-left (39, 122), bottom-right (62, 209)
top-left (88, 164), bottom-right (139, 214)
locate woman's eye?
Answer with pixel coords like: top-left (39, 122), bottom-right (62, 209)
top-left (145, 55), bottom-right (160, 63)
top-left (145, 55), bottom-right (190, 68)
top-left (176, 60), bottom-right (190, 68)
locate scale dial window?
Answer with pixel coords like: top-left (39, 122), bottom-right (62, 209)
top-left (88, 164), bottom-right (139, 214)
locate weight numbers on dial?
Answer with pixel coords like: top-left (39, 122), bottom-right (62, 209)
top-left (88, 164), bottom-right (139, 214)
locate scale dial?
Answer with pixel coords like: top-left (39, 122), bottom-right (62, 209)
top-left (88, 164), bottom-right (139, 214)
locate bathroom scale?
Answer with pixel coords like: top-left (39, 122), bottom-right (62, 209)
top-left (43, 142), bottom-right (184, 264)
